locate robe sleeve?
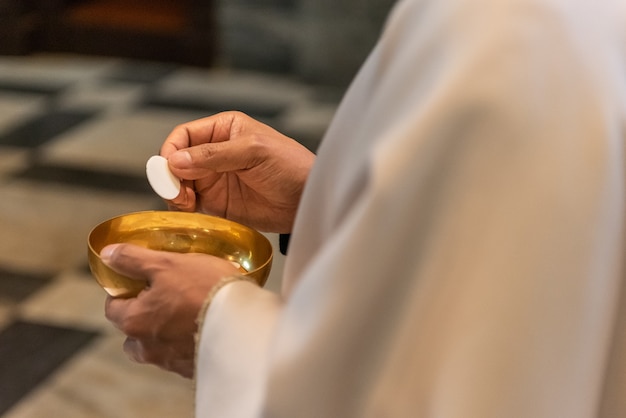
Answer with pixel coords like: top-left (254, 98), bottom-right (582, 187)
top-left (193, 0), bottom-right (626, 416)
top-left (195, 281), bottom-right (282, 417)
top-left (261, 0), bottom-right (626, 417)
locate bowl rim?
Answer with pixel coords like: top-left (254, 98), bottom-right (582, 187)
top-left (87, 210), bottom-right (274, 276)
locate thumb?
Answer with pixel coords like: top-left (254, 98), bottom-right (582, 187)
top-left (100, 243), bottom-right (161, 283)
top-left (168, 140), bottom-right (260, 179)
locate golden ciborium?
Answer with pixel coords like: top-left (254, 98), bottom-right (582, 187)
top-left (88, 211), bottom-right (273, 298)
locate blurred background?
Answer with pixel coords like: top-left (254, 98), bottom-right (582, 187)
top-left (1, 0), bottom-right (395, 85)
top-left (0, 0), bottom-right (394, 416)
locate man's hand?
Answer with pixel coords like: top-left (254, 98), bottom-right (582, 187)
top-left (102, 243), bottom-right (240, 378)
top-left (162, 111), bottom-right (315, 233)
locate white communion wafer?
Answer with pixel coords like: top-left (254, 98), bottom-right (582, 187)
top-left (146, 155), bottom-right (181, 200)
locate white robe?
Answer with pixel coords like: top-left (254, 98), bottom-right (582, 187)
top-left (196, 0), bottom-right (626, 416)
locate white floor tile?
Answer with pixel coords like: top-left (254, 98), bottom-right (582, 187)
top-left (0, 182), bottom-right (155, 272)
top-left (4, 334), bottom-right (194, 418)
top-left (18, 270), bottom-right (112, 333)
top-left (0, 94), bottom-right (47, 132)
top-left (56, 80), bottom-right (146, 114)
top-left (0, 147), bottom-right (30, 177)
top-left (0, 54), bottom-right (121, 86)
top-left (156, 67), bottom-right (313, 109)
top-left (39, 108), bottom-right (208, 175)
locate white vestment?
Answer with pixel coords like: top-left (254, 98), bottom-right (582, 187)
top-left (196, 0), bottom-right (626, 416)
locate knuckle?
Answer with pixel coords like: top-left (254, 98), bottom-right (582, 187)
top-left (198, 143), bottom-right (219, 160)
top-left (224, 110), bottom-right (246, 120)
top-left (172, 122), bottom-right (190, 135)
top-left (121, 319), bottom-right (144, 339)
top-left (116, 310), bottom-right (149, 338)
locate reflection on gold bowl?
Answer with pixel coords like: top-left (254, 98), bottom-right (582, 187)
top-left (88, 211), bottom-right (273, 298)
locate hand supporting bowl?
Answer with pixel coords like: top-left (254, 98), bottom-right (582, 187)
top-left (88, 211), bottom-right (273, 298)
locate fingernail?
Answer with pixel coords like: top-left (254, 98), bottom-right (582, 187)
top-left (169, 151), bottom-right (192, 169)
top-left (100, 244), bottom-right (118, 263)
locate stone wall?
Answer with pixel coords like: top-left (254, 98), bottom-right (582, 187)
top-left (214, 0), bottom-right (396, 86)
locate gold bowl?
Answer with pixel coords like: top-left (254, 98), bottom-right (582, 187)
top-left (88, 211), bottom-right (273, 298)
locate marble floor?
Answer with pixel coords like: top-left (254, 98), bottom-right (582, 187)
top-left (0, 53), bottom-right (339, 417)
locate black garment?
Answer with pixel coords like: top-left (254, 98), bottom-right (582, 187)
top-left (279, 234), bottom-right (290, 255)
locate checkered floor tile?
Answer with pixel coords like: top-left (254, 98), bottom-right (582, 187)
top-left (0, 53), bottom-right (338, 417)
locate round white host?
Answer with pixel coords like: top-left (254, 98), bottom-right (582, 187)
top-left (146, 155), bottom-right (181, 200)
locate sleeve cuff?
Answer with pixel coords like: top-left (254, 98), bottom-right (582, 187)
top-left (194, 279), bottom-right (282, 417)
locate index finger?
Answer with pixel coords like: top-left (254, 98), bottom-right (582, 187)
top-left (161, 112), bottom-right (239, 157)
top-left (104, 294), bottom-right (132, 330)
top-left (104, 296), bottom-right (149, 339)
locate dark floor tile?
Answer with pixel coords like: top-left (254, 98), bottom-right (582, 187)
top-left (0, 320), bottom-right (99, 415)
top-left (0, 80), bottom-right (68, 96)
top-left (12, 162), bottom-right (155, 195)
top-left (0, 267), bottom-right (53, 304)
top-left (141, 92), bottom-right (285, 120)
top-left (0, 110), bottom-right (98, 148)
top-left (278, 126), bottom-right (322, 153)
